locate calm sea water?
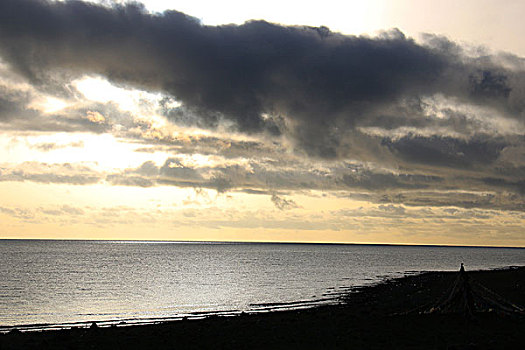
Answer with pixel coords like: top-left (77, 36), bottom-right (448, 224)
top-left (0, 240), bottom-right (523, 328)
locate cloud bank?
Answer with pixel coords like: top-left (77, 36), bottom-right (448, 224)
top-left (0, 0), bottom-right (524, 215)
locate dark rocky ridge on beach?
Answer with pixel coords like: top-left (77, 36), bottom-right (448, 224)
top-left (2, 266), bottom-right (524, 349)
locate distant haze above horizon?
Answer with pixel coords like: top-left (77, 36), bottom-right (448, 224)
top-left (0, 0), bottom-right (524, 247)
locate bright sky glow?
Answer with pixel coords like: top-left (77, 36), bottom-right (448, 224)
top-left (73, 76), bottom-right (165, 113)
top-left (141, 0), bottom-right (385, 36)
top-left (29, 96), bottom-right (70, 114)
top-left (135, 0), bottom-right (525, 55)
top-left (0, 133), bottom-right (168, 170)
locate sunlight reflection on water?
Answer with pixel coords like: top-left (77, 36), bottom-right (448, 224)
top-left (0, 240), bottom-right (523, 326)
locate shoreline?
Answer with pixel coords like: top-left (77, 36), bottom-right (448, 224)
top-left (2, 266), bottom-right (524, 349)
top-left (0, 297), bottom-right (339, 334)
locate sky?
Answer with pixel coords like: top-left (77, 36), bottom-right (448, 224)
top-left (0, 0), bottom-right (524, 246)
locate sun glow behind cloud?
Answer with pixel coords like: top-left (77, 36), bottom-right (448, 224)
top-left (73, 76), bottom-right (166, 112)
top-left (0, 133), bottom-right (169, 170)
top-left (29, 96), bottom-right (70, 114)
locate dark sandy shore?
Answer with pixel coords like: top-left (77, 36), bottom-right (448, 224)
top-left (2, 266), bottom-right (524, 349)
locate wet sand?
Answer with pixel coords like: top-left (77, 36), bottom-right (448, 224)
top-left (2, 266), bottom-right (524, 349)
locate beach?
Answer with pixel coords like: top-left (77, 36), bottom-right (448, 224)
top-left (2, 266), bottom-right (524, 349)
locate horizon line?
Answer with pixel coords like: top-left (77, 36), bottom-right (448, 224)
top-left (1, 238), bottom-right (523, 249)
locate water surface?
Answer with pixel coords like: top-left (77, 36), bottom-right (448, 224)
top-left (1, 240), bottom-right (523, 328)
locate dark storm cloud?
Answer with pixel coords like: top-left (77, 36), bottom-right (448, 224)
top-left (383, 135), bottom-right (507, 169)
top-left (3, 0), bottom-right (525, 158)
top-left (482, 177), bottom-right (525, 195)
top-left (377, 190), bottom-right (525, 212)
top-left (354, 96), bottom-right (504, 136)
top-left (339, 170), bottom-right (442, 190)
